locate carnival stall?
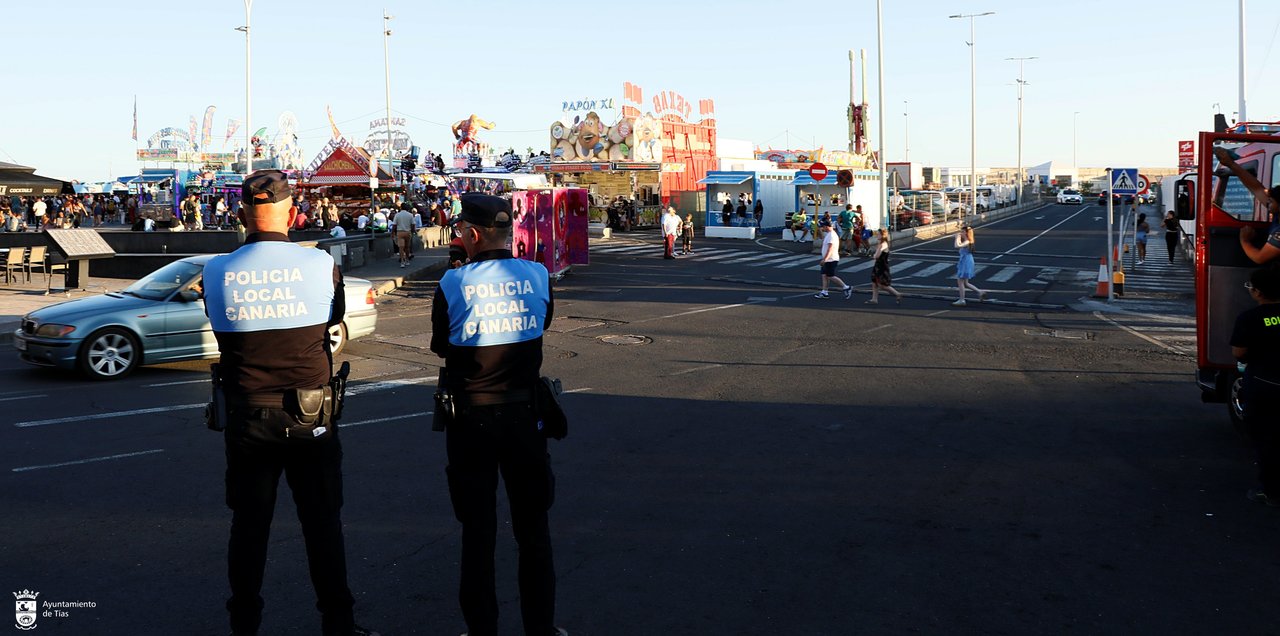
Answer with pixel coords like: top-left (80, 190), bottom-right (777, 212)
top-left (129, 168), bottom-right (194, 223)
top-left (299, 139), bottom-right (397, 219)
top-left (509, 188), bottom-right (590, 279)
top-left (697, 170), bottom-right (795, 232)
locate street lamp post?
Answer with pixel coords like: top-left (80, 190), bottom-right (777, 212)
top-left (1073, 111), bottom-right (1081, 169)
top-left (237, 0), bottom-right (253, 176)
top-left (949, 11), bottom-right (994, 220)
top-left (382, 10), bottom-right (394, 168)
top-left (1006, 56), bottom-right (1036, 204)
top-left (903, 100), bottom-right (909, 162)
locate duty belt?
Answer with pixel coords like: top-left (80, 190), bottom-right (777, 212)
top-left (463, 388), bottom-right (533, 407)
top-left (226, 392), bottom-right (288, 409)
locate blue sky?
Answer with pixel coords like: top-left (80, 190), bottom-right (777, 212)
top-left (3, 0), bottom-right (1278, 182)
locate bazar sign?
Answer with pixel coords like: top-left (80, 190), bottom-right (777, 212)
top-left (137, 149), bottom-right (179, 161)
top-left (651, 89), bottom-right (692, 121)
top-left (562, 97), bottom-right (615, 112)
top-left (369, 117), bottom-right (406, 130)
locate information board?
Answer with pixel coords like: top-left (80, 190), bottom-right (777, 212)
top-left (45, 230), bottom-right (116, 259)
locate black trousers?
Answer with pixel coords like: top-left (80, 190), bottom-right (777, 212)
top-left (224, 406), bottom-right (355, 635)
top-left (1165, 231), bottom-right (1179, 262)
top-left (446, 401), bottom-right (557, 636)
top-left (1244, 381), bottom-right (1280, 496)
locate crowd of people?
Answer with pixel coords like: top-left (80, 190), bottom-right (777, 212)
top-left (1, 193), bottom-right (138, 231)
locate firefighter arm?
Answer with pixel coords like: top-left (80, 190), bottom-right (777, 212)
top-left (1214, 146), bottom-right (1272, 204)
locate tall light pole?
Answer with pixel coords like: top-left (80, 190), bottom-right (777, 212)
top-left (949, 11), bottom-right (994, 219)
top-left (1007, 56), bottom-right (1036, 204)
top-left (1073, 111), bottom-right (1080, 169)
top-left (237, 0), bottom-right (253, 176)
top-left (382, 10), bottom-right (394, 165)
top-left (1239, 0), bottom-right (1248, 122)
top-left (876, 0), bottom-right (886, 230)
top-left (903, 100), bottom-right (909, 162)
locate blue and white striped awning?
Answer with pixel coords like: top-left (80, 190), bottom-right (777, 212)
top-left (696, 173), bottom-right (752, 185)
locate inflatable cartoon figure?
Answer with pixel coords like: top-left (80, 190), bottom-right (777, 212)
top-left (605, 117), bottom-right (633, 161)
top-left (550, 120), bottom-right (577, 161)
top-left (632, 114), bottom-right (663, 162)
top-left (575, 111), bottom-right (605, 161)
top-left (452, 114), bottom-right (495, 153)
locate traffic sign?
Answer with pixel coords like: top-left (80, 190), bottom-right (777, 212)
top-left (1111, 168), bottom-right (1138, 195)
top-left (808, 162), bottom-right (828, 182)
top-left (1135, 174), bottom-right (1150, 195)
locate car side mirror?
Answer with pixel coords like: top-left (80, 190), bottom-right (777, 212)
top-left (177, 289), bottom-right (201, 303)
top-left (1175, 179), bottom-right (1195, 221)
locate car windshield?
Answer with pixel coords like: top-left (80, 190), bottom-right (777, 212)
top-left (122, 261), bottom-right (203, 300)
top-left (1063, 190), bottom-right (1079, 195)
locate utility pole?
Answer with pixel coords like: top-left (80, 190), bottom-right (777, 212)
top-left (237, 0), bottom-right (253, 176)
top-left (949, 11), bottom-right (995, 220)
top-left (1007, 56), bottom-right (1036, 204)
top-left (382, 9), bottom-right (394, 164)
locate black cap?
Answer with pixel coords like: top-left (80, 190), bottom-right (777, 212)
top-left (242, 170), bottom-right (292, 205)
top-left (458, 194), bottom-right (512, 228)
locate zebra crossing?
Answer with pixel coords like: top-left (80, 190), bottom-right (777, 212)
top-left (589, 242), bottom-right (1092, 288)
top-left (1114, 245), bottom-right (1195, 297)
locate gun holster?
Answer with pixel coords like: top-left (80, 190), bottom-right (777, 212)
top-left (205, 364), bottom-right (227, 432)
top-left (432, 367), bottom-right (454, 432)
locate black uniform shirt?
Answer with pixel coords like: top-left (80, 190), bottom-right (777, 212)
top-left (1231, 302), bottom-right (1280, 383)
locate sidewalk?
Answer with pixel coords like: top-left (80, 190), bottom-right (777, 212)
top-left (0, 246), bottom-right (451, 345)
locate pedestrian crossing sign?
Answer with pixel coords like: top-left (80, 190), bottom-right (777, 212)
top-left (1111, 169), bottom-right (1138, 195)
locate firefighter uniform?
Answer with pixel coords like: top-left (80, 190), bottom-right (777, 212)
top-left (204, 170), bottom-right (370, 636)
top-left (430, 194), bottom-right (559, 636)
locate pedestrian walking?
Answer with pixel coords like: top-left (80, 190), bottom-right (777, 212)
top-left (202, 170), bottom-right (378, 636)
top-left (393, 206), bottom-right (415, 268)
top-left (429, 194), bottom-right (566, 636)
top-left (681, 213), bottom-right (695, 255)
top-left (868, 228), bottom-right (903, 304)
top-left (753, 198), bottom-right (764, 228)
top-left (953, 224), bottom-right (987, 306)
top-left (1134, 212), bottom-right (1150, 264)
top-left (813, 220), bottom-right (853, 299)
top-left (1163, 211), bottom-right (1181, 264)
top-left (1231, 265), bottom-right (1280, 508)
top-left (837, 205), bottom-right (855, 256)
top-left (661, 206), bottom-right (680, 259)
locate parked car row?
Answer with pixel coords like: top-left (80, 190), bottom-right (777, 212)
top-left (12, 255), bottom-right (378, 380)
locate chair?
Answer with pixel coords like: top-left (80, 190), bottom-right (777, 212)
top-left (2, 247), bottom-right (26, 285)
top-left (24, 245), bottom-right (47, 284)
top-left (45, 253), bottom-right (68, 296)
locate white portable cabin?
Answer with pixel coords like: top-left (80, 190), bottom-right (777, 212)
top-left (698, 170), bottom-right (797, 231)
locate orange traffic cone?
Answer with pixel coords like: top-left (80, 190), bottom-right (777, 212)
top-left (1094, 257), bottom-right (1110, 298)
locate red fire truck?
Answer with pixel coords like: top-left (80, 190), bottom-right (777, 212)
top-left (1190, 122), bottom-right (1280, 431)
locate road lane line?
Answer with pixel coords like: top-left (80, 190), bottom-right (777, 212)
top-left (563, 387), bottom-right (593, 394)
top-left (991, 207), bottom-right (1089, 260)
top-left (720, 253), bottom-right (780, 264)
top-left (0, 394), bottom-right (48, 403)
top-left (926, 310), bottom-right (951, 317)
top-left (864, 324), bottom-right (893, 334)
top-left (986, 266), bottom-right (1023, 282)
top-left (12, 449), bottom-right (166, 473)
top-left (909, 263), bottom-right (952, 278)
top-left (13, 376), bottom-right (442, 428)
top-left (342, 412), bottom-right (430, 428)
top-left (668, 364), bottom-right (723, 376)
top-left (143, 379), bottom-right (208, 387)
top-left (1092, 311), bottom-right (1189, 355)
top-left (749, 254), bottom-right (810, 267)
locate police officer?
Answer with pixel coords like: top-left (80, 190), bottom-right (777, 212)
top-left (430, 194), bottom-right (565, 636)
top-left (203, 170), bottom-right (377, 636)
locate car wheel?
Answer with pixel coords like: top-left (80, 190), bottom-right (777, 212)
top-left (327, 322), bottom-right (347, 355)
top-left (78, 327), bottom-right (141, 380)
top-left (909, 217), bottom-right (921, 228)
top-left (1228, 373), bottom-right (1248, 437)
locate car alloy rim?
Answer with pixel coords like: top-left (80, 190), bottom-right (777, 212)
top-left (88, 333), bottom-right (133, 376)
top-left (328, 324), bottom-right (344, 351)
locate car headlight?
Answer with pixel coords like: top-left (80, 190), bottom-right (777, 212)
top-left (34, 323), bottom-right (76, 338)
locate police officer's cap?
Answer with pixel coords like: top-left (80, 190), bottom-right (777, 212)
top-left (242, 170), bottom-right (293, 205)
top-left (458, 194), bottom-right (512, 228)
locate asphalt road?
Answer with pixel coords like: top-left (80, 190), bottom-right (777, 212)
top-left (2, 205), bottom-right (1273, 635)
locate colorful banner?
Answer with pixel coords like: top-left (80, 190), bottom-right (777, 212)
top-left (200, 153), bottom-right (236, 164)
top-left (188, 116), bottom-right (198, 151)
top-left (1178, 140), bottom-right (1195, 171)
top-left (200, 106), bottom-right (216, 151)
top-left (224, 119), bottom-right (241, 146)
top-left (138, 149), bottom-right (180, 161)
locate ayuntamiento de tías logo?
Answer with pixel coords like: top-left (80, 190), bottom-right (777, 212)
top-left (14, 589), bottom-right (39, 630)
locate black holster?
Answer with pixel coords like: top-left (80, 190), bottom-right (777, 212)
top-left (433, 367), bottom-right (454, 432)
top-left (205, 363), bottom-right (228, 432)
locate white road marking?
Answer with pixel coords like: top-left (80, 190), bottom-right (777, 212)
top-left (0, 394), bottom-right (48, 403)
top-left (642, 303), bottom-right (747, 322)
top-left (746, 296), bottom-right (779, 302)
top-left (342, 412), bottom-right (430, 428)
top-left (563, 387), bottom-right (593, 394)
top-left (668, 364), bottom-right (723, 376)
top-left (864, 324), bottom-right (893, 334)
top-left (719, 252), bottom-right (780, 264)
top-left (926, 310), bottom-right (951, 317)
top-left (844, 260), bottom-right (877, 272)
top-left (142, 379), bottom-right (208, 387)
top-left (910, 263), bottom-right (953, 278)
top-left (992, 207), bottom-right (1090, 260)
top-left (13, 376), bottom-right (442, 428)
top-left (773, 255), bottom-right (819, 268)
top-left (1092, 311), bottom-right (1189, 356)
top-left (695, 250), bottom-right (756, 262)
top-left (12, 449), bottom-right (166, 473)
top-left (986, 266), bottom-right (1023, 283)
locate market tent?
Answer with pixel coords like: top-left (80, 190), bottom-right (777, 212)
top-left (0, 170), bottom-right (70, 196)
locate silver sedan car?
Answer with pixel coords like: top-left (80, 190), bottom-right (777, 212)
top-left (13, 254), bottom-right (377, 380)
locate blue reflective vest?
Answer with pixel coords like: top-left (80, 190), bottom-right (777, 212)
top-left (440, 258), bottom-right (550, 347)
top-left (204, 242), bottom-right (336, 332)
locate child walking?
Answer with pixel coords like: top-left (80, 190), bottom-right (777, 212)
top-left (681, 214), bottom-right (695, 254)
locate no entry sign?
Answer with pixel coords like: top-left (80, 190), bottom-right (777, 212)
top-left (808, 162), bottom-right (828, 182)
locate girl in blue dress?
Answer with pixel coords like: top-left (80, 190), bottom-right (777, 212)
top-left (954, 225), bottom-right (988, 306)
